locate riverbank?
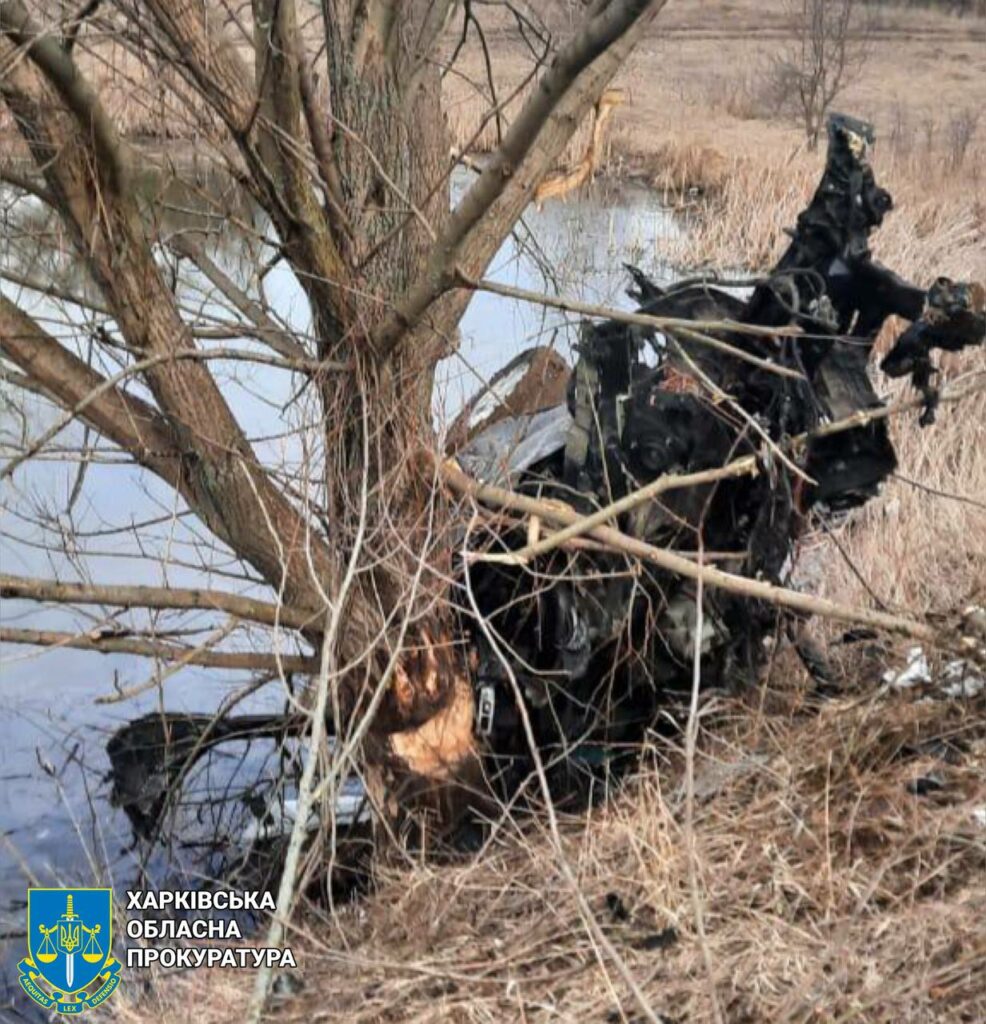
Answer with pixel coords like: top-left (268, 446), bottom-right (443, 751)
top-left (112, 671), bottom-right (986, 1024)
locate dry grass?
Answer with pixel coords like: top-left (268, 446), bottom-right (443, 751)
top-left (114, 676), bottom-right (986, 1023)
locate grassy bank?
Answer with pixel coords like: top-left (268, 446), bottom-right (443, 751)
top-left (116, 680), bottom-right (986, 1023)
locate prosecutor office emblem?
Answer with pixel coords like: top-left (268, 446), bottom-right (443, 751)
top-left (19, 888), bottom-right (121, 1015)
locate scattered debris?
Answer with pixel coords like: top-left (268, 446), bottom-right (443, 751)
top-left (105, 113), bottom-right (984, 883)
top-left (882, 646), bottom-right (985, 699)
top-left (940, 659), bottom-right (986, 699)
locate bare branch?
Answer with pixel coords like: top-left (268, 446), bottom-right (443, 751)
top-left (139, 0), bottom-right (353, 341)
top-left (0, 39), bottom-right (338, 611)
top-left (0, 0), bottom-right (128, 191)
top-left (0, 573), bottom-right (319, 632)
top-left (0, 295), bottom-right (187, 493)
top-left (462, 272), bottom-right (807, 381)
top-left (0, 627), bottom-right (318, 673)
top-left (168, 234), bottom-right (309, 361)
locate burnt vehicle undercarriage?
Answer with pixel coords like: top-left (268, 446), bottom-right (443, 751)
top-left (106, 115), bottom-right (984, 873)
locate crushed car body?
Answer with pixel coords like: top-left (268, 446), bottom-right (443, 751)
top-left (106, 113), bottom-right (984, 858)
top-left (457, 112), bottom-right (984, 806)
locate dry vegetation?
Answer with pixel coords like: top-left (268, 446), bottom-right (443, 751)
top-left (15, 1), bottom-right (978, 1020)
top-left (114, 680), bottom-right (986, 1023)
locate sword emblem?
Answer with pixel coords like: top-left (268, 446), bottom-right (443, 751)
top-left (56, 894), bottom-right (81, 989)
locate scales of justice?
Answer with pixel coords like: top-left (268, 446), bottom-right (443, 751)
top-left (35, 894), bottom-right (104, 990)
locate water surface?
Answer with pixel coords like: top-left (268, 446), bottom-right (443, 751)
top-left (0, 167), bottom-right (679, 1010)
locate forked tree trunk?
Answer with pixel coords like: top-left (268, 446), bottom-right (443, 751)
top-left (0, 0), bottom-right (666, 827)
top-left (309, 3), bottom-right (480, 813)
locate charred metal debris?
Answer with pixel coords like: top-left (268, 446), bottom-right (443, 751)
top-left (455, 112), bottom-right (984, 806)
top-left (106, 114), bottom-right (984, 860)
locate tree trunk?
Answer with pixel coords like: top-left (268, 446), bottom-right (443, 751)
top-left (0, 0), bottom-right (667, 828)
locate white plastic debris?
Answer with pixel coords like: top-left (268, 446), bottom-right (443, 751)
top-left (882, 645), bottom-right (931, 690)
top-left (939, 659), bottom-right (986, 699)
top-left (881, 647), bottom-right (985, 700)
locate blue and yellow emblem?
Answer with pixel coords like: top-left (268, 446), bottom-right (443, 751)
top-left (19, 888), bottom-right (121, 1015)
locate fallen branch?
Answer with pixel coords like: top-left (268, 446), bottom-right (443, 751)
top-left (0, 627), bottom-right (319, 673)
top-left (439, 460), bottom-right (937, 642)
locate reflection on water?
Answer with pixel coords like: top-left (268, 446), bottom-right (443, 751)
top-left (439, 169), bottom-right (680, 416)
top-left (0, 165), bottom-right (678, 1002)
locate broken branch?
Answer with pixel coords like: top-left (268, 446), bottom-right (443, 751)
top-left (439, 460), bottom-right (937, 642)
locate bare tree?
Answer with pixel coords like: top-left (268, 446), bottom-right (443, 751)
top-left (772, 0), bottom-right (868, 148)
top-left (0, 1), bottom-right (667, 820)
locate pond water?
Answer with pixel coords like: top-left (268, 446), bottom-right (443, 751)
top-left (0, 166), bottom-right (679, 1013)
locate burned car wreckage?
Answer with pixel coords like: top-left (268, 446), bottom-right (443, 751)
top-left (107, 115), bottom-right (984, 870)
top-left (456, 113), bottom-right (984, 806)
